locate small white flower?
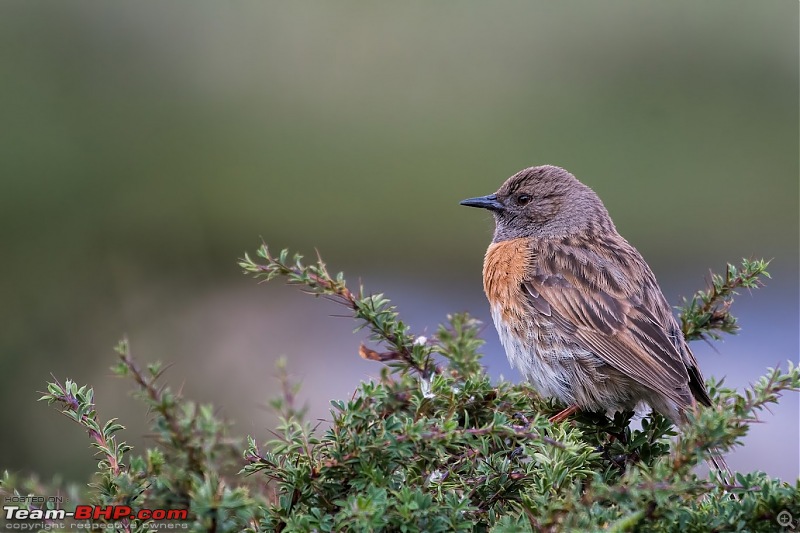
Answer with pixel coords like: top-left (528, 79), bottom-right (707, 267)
top-left (390, 468), bottom-right (406, 489)
top-left (420, 377), bottom-right (435, 399)
top-left (414, 336), bottom-right (428, 346)
top-left (428, 470), bottom-right (444, 484)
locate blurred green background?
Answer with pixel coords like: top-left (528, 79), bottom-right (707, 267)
top-left (1, 2), bottom-right (797, 483)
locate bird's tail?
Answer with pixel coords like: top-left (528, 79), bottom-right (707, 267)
top-left (673, 397), bottom-right (733, 486)
top-left (706, 449), bottom-right (732, 483)
top-left (706, 449), bottom-right (738, 501)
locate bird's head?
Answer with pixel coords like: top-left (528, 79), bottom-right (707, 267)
top-left (460, 165), bottom-right (614, 242)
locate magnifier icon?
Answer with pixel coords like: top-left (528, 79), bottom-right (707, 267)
top-left (778, 510), bottom-right (795, 529)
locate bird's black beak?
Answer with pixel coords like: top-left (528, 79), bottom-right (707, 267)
top-left (460, 193), bottom-right (503, 211)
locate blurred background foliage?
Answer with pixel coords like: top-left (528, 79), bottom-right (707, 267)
top-left (1, 2), bottom-right (797, 484)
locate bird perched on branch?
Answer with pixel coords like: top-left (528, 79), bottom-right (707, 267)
top-left (461, 165), bottom-right (729, 475)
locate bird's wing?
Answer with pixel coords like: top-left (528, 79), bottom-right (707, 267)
top-left (523, 240), bottom-right (692, 408)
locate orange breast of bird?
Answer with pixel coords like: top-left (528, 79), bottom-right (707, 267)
top-left (483, 238), bottom-right (532, 328)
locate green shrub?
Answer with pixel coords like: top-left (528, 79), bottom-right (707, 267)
top-left (2, 246), bottom-right (797, 532)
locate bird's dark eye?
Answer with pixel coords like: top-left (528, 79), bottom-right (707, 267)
top-left (517, 194), bottom-right (531, 206)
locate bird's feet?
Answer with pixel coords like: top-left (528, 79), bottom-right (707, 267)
top-left (548, 404), bottom-right (579, 424)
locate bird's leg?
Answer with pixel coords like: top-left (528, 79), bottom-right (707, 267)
top-left (548, 404), bottom-right (579, 424)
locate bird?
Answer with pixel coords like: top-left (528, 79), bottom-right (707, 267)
top-left (460, 165), bottom-right (729, 473)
